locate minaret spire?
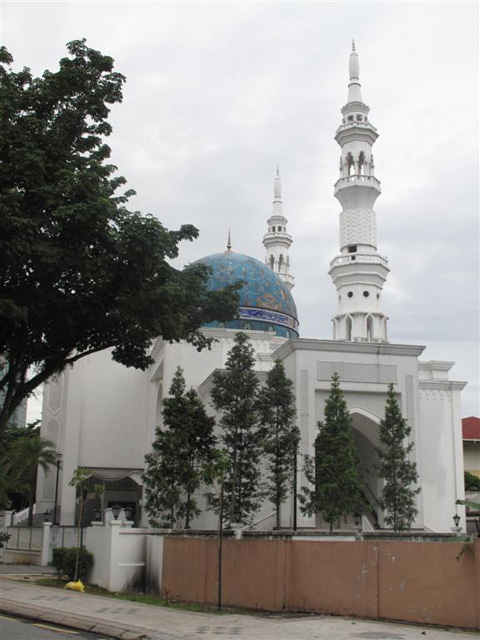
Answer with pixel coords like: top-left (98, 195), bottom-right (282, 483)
top-left (348, 38), bottom-right (363, 103)
top-left (227, 228), bottom-right (232, 251)
top-left (263, 168), bottom-right (294, 290)
top-left (329, 43), bottom-right (389, 343)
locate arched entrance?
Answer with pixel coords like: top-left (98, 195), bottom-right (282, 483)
top-left (350, 409), bottom-right (383, 528)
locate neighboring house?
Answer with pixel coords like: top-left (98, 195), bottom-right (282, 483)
top-left (463, 416), bottom-right (480, 478)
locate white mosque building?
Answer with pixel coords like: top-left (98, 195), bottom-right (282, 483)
top-left (36, 45), bottom-right (467, 533)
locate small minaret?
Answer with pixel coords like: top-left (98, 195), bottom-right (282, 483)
top-left (263, 168), bottom-right (294, 290)
top-left (329, 42), bottom-right (389, 342)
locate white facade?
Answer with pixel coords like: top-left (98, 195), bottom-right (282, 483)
top-left (36, 45), bottom-right (467, 534)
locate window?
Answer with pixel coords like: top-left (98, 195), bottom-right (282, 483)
top-left (348, 115), bottom-right (354, 122)
top-left (356, 114), bottom-right (362, 121)
top-left (348, 245), bottom-right (357, 253)
top-left (348, 291), bottom-right (353, 298)
top-left (363, 291), bottom-right (370, 298)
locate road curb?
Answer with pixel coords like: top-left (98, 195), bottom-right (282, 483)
top-left (0, 599), bottom-right (153, 639)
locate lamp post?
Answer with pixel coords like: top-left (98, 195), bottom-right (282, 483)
top-left (124, 505), bottom-right (133, 522)
top-left (93, 508), bottom-right (102, 523)
top-left (111, 504), bottom-right (122, 520)
top-left (53, 455), bottom-right (62, 525)
top-left (453, 513), bottom-right (461, 533)
top-left (353, 513), bottom-right (363, 541)
top-left (44, 510), bottom-right (51, 523)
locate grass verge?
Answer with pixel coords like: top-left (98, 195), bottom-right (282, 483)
top-left (27, 577), bottom-right (239, 614)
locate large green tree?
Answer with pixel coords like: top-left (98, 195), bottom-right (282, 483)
top-left (0, 40), bottom-right (239, 440)
top-left (376, 384), bottom-right (420, 531)
top-left (210, 332), bottom-right (262, 525)
top-left (143, 367), bottom-right (215, 528)
top-left (4, 434), bottom-right (58, 525)
top-left (300, 373), bottom-right (363, 531)
top-left (257, 360), bottom-right (298, 529)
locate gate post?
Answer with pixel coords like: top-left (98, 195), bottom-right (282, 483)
top-left (41, 522), bottom-right (51, 566)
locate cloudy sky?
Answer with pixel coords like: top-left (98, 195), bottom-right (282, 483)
top-left (2, 1), bottom-right (478, 417)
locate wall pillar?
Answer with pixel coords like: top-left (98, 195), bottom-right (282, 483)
top-left (41, 522), bottom-right (51, 566)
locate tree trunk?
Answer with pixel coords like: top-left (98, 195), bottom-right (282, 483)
top-left (28, 485), bottom-right (35, 527)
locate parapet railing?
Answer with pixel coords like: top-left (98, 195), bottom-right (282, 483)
top-left (329, 253), bottom-right (388, 269)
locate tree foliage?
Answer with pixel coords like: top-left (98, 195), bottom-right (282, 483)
top-left (257, 360), bottom-right (298, 529)
top-left (0, 40), bottom-right (240, 440)
top-left (0, 419), bottom-right (40, 510)
top-left (376, 384), bottom-right (420, 531)
top-left (4, 432), bottom-right (58, 525)
top-left (300, 373), bottom-right (363, 530)
top-left (210, 332), bottom-right (262, 525)
top-left (465, 471), bottom-right (480, 492)
top-left (143, 367), bottom-right (215, 528)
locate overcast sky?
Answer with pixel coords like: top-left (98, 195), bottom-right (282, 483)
top-left (2, 1), bottom-right (478, 417)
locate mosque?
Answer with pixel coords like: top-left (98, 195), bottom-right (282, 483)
top-left (36, 45), bottom-right (466, 533)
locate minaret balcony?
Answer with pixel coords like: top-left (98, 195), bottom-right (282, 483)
top-left (329, 252), bottom-right (388, 269)
top-left (263, 232), bottom-right (292, 246)
top-left (334, 174), bottom-right (381, 195)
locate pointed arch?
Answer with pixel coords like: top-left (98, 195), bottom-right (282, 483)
top-left (358, 151), bottom-right (366, 176)
top-left (366, 314), bottom-right (374, 342)
top-left (346, 152), bottom-right (354, 176)
top-left (345, 314), bottom-right (353, 341)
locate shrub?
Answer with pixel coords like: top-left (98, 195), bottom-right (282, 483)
top-left (465, 471), bottom-right (480, 492)
top-left (51, 547), bottom-right (93, 580)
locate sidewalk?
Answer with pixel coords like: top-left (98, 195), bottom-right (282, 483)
top-left (0, 573), bottom-right (476, 640)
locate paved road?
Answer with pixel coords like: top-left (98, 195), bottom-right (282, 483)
top-left (0, 613), bottom-right (106, 639)
top-left (0, 576), bottom-right (477, 640)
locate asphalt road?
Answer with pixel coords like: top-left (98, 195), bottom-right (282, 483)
top-left (0, 614), bottom-right (108, 640)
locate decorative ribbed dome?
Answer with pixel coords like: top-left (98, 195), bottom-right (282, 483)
top-left (194, 250), bottom-right (299, 338)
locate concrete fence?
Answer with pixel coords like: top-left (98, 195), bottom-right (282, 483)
top-left (86, 509), bottom-right (149, 592)
top-left (85, 527), bottom-right (480, 629)
top-left (160, 536), bottom-right (480, 630)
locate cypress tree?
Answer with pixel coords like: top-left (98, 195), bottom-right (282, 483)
top-left (210, 332), bottom-right (261, 525)
top-left (143, 367), bottom-right (215, 528)
top-left (377, 383), bottom-right (420, 531)
top-left (257, 360), bottom-right (299, 529)
top-left (300, 373), bottom-right (363, 530)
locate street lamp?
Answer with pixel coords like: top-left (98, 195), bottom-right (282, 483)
top-left (353, 513), bottom-right (362, 528)
top-left (124, 505), bottom-right (133, 521)
top-left (53, 455), bottom-right (62, 525)
top-left (453, 513), bottom-right (461, 530)
top-left (93, 507), bottom-right (102, 522)
top-left (44, 510), bottom-right (51, 523)
top-left (111, 504), bottom-right (122, 520)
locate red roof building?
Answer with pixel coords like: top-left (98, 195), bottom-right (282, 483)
top-left (462, 416), bottom-right (480, 441)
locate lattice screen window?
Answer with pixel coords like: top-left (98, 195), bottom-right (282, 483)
top-left (317, 361), bottom-right (397, 384)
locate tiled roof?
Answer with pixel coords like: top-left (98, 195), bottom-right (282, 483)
top-left (462, 416), bottom-right (480, 440)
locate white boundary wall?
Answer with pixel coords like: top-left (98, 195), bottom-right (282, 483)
top-left (86, 510), bottom-right (149, 591)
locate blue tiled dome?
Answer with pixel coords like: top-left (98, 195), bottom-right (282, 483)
top-left (194, 250), bottom-right (299, 338)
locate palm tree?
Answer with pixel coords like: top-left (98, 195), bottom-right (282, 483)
top-left (6, 435), bottom-right (58, 525)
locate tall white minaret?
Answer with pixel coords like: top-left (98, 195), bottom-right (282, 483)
top-left (329, 42), bottom-right (389, 342)
top-left (263, 168), bottom-right (295, 290)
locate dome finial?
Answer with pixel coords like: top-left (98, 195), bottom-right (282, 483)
top-left (276, 165), bottom-right (280, 177)
top-left (227, 228), bottom-right (232, 251)
top-left (352, 38), bottom-right (356, 52)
